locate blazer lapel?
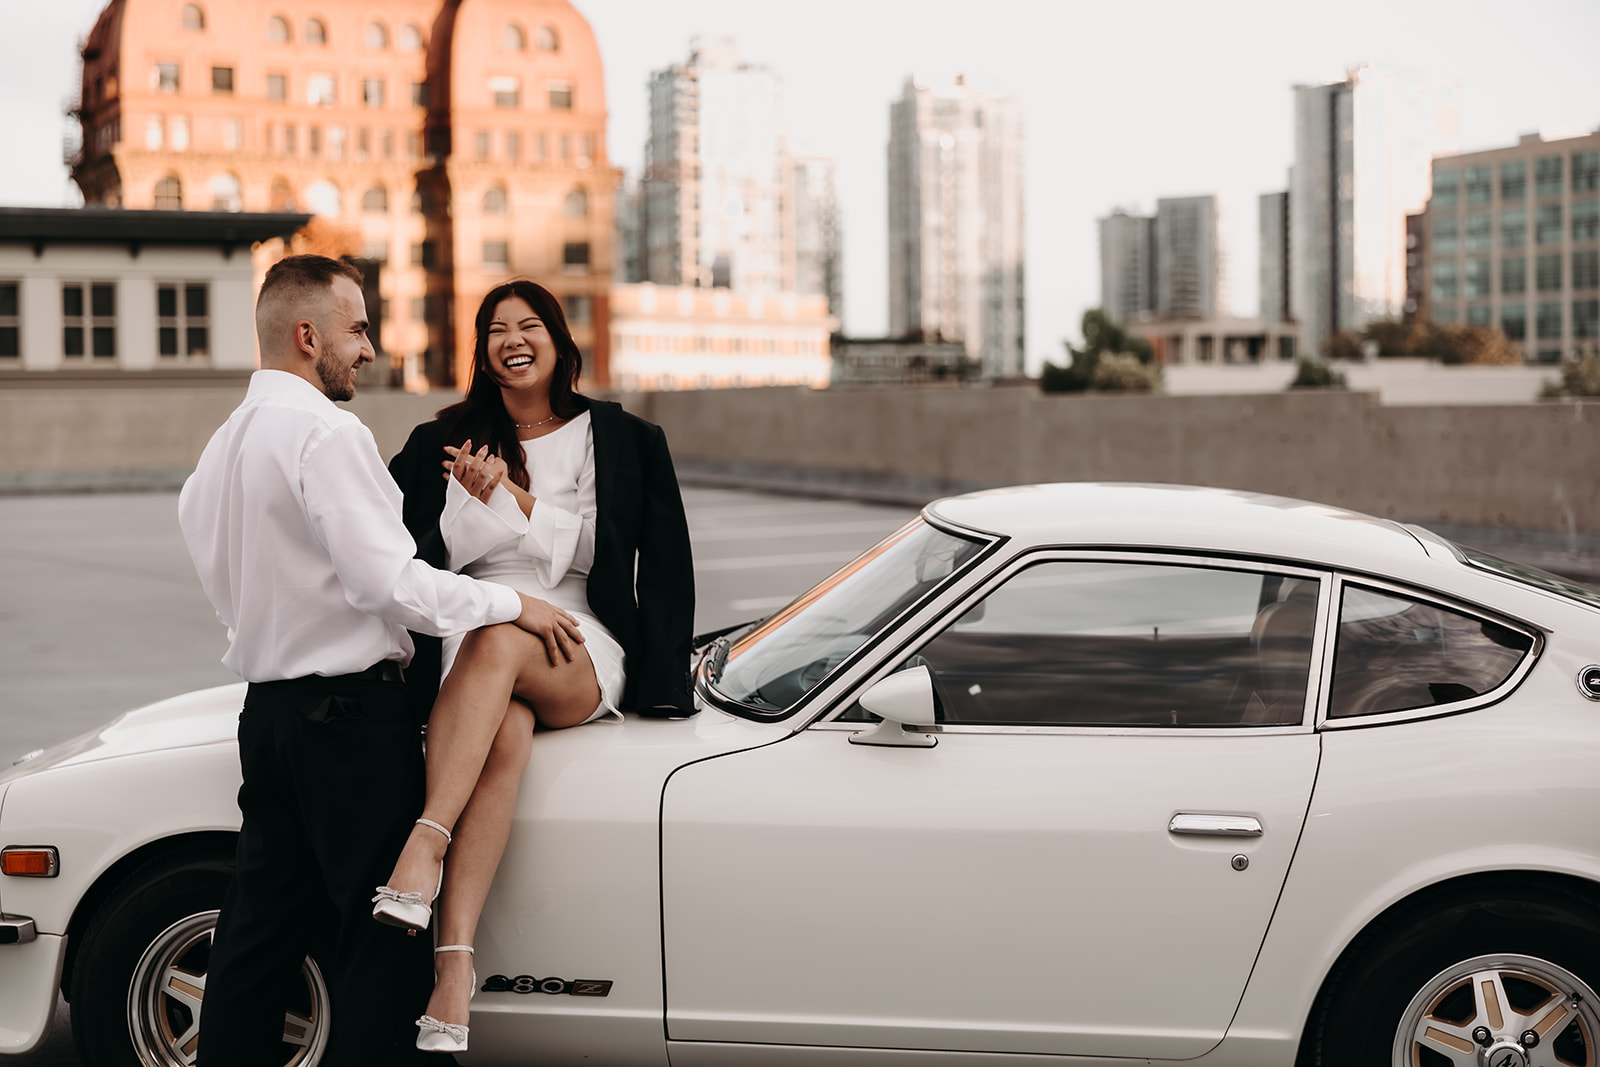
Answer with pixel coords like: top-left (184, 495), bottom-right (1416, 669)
top-left (587, 399), bottom-right (618, 553)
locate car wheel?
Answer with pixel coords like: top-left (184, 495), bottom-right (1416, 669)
top-left (1302, 881), bottom-right (1600, 1066)
top-left (69, 852), bottom-right (331, 1067)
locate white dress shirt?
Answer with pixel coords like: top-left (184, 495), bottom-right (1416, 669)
top-left (178, 370), bottom-right (522, 683)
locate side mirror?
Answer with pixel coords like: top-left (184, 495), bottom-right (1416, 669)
top-left (848, 665), bottom-right (938, 748)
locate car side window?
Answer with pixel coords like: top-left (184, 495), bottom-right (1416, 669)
top-left (1328, 585), bottom-right (1534, 719)
top-left (843, 561), bottom-right (1320, 728)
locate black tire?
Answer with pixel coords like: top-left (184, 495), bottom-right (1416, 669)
top-left (68, 849), bottom-right (331, 1067)
top-left (1301, 878), bottom-right (1600, 1066)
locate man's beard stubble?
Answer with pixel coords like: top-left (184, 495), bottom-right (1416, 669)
top-left (316, 351), bottom-right (356, 402)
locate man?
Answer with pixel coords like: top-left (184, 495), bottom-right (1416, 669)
top-left (179, 255), bottom-right (580, 1063)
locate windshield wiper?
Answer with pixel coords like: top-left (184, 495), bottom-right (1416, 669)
top-left (706, 637), bottom-right (730, 683)
top-left (692, 619), bottom-right (759, 650)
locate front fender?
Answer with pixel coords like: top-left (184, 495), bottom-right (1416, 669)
top-left (0, 741), bottom-right (242, 937)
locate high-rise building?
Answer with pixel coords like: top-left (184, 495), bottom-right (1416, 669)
top-left (1290, 65), bottom-right (1459, 353)
top-left (887, 74), bottom-right (1025, 379)
top-left (1259, 191), bottom-right (1291, 324)
top-left (642, 37), bottom-right (785, 293)
top-left (1099, 210), bottom-right (1155, 327)
top-left (639, 38), bottom-right (841, 321)
top-left (1419, 129), bottom-right (1600, 362)
top-left (614, 172), bottom-right (644, 284)
top-left (1098, 197), bottom-right (1219, 325)
top-left (68, 0), bottom-right (617, 388)
top-left (1155, 195), bottom-right (1220, 319)
top-left (787, 156), bottom-right (843, 323)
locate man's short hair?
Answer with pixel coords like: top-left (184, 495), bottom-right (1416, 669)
top-left (259, 254), bottom-right (364, 311)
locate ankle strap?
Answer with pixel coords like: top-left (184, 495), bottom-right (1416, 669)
top-left (435, 944), bottom-right (474, 955)
top-left (415, 818), bottom-right (452, 843)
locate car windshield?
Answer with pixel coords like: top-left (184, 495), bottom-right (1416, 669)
top-left (1455, 544), bottom-right (1600, 611)
top-left (709, 519), bottom-right (987, 714)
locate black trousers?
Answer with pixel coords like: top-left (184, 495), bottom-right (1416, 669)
top-left (197, 666), bottom-right (435, 1066)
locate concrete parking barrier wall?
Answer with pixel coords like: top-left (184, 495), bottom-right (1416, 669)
top-left (618, 386), bottom-right (1600, 540)
top-left (2, 380), bottom-right (1596, 543)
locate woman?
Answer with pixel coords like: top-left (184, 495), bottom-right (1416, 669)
top-left (378, 279), bottom-right (695, 1051)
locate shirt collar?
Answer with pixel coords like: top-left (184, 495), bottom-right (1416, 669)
top-left (247, 369), bottom-right (340, 414)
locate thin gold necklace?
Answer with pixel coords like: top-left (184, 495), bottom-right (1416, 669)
top-left (513, 412), bottom-right (561, 430)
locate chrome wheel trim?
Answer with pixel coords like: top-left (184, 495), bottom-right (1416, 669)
top-left (125, 908), bottom-right (330, 1067)
top-left (1392, 953), bottom-right (1599, 1067)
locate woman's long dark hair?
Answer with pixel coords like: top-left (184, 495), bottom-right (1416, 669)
top-left (436, 279), bottom-right (586, 491)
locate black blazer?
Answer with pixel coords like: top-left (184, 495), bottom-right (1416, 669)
top-left (388, 396), bottom-right (696, 717)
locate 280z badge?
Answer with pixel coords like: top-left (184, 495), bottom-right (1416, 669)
top-left (481, 974), bottom-right (614, 997)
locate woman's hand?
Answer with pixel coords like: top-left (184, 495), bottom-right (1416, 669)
top-left (443, 440), bottom-right (507, 504)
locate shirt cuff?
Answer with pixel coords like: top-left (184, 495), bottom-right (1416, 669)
top-left (442, 477), bottom-right (526, 570)
top-left (482, 581), bottom-right (523, 626)
top-left (521, 498), bottom-right (583, 584)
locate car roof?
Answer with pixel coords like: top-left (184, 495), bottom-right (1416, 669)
top-left (926, 483), bottom-right (1436, 577)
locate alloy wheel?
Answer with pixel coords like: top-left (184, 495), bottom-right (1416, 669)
top-left (1394, 953), bottom-right (1599, 1067)
top-left (125, 909), bottom-right (329, 1067)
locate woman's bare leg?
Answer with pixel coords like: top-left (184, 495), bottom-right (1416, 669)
top-left (423, 698), bottom-right (533, 1025)
top-left (383, 623), bottom-right (601, 903)
top-left (424, 642), bottom-right (602, 1026)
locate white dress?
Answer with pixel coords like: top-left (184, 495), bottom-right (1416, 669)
top-left (438, 411), bottom-right (624, 723)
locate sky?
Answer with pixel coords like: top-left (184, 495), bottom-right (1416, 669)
top-left (4, 0), bottom-right (1599, 372)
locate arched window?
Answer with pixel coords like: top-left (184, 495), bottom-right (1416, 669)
top-left (181, 4), bottom-right (205, 30)
top-left (563, 186), bottom-right (588, 218)
top-left (362, 184), bottom-right (388, 213)
top-left (267, 15), bottom-right (290, 42)
top-left (398, 23), bottom-right (423, 51)
top-left (482, 185), bottom-right (508, 215)
top-left (501, 24), bottom-right (524, 51)
top-left (304, 180), bottom-right (341, 217)
top-left (208, 173), bottom-right (242, 212)
top-left (305, 18), bottom-right (327, 45)
top-left (269, 176), bottom-right (296, 211)
top-left (153, 176), bottom-right (183, 210)
top-left (536, 25), bottom-right (558, 52)
top-left (365, 21), bottom-right (388, 49)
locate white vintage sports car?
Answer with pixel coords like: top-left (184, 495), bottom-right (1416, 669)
top-left (4, 484), bottom-right (1600, 1067)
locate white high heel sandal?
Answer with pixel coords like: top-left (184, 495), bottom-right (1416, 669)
top-left (416, 945), bottom-right (475, 1053)
top-left (372, 818), bottom-right (451, 930)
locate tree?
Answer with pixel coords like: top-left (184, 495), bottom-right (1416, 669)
top-left (1540, 350), bottom-right (1600, 398)
top-left (1424, 324), bottom-right (1522, 365)
top-left (1346, 317), bottom-right (1523, 365)
top-left (1320, 330), bottom-right (1364, 362)
top-left (1041, 309), bottom-right (1157, 393)
top-left (1090, 352), bottom-right (1161, 392)
top-left (1289, 357), bottom-right (1347, 389)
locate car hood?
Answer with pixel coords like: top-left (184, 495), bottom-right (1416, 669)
top-left (0, 683), bottom-right (246, 786)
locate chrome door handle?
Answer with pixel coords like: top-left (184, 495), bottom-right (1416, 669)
top-left (1168, 813), bottom-right (1263, 837)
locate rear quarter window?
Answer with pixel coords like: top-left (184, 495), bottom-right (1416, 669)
top-left (1328, 584), bottom-right (1534, 720)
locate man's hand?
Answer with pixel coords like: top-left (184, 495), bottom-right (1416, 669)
top-left (443, 440), bottom-right (507, 504)
top-left (514, 593), bottom-right (586, 666)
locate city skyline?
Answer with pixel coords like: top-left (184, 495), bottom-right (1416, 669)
top-left (7, 0), bottom-right (1599, 373)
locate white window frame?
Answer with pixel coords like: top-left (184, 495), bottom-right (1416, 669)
top-left (157, 282), bottom-right (211, 361)
top-left (0, 279), bottom-right (20, 359)
top-left (61, 281), bottom-right (119, 363)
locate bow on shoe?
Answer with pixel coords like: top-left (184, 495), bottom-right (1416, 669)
top-left (416, 1015), bottom-right (468, 1041)
top-left (372, 886), bottom-right (428, 908)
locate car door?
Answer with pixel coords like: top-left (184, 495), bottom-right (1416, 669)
top-left (661, 554), bottom-right (1327, 1061)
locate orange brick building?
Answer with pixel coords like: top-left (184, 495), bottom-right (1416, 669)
top-left (70, 0), bottom-right (616, 387)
